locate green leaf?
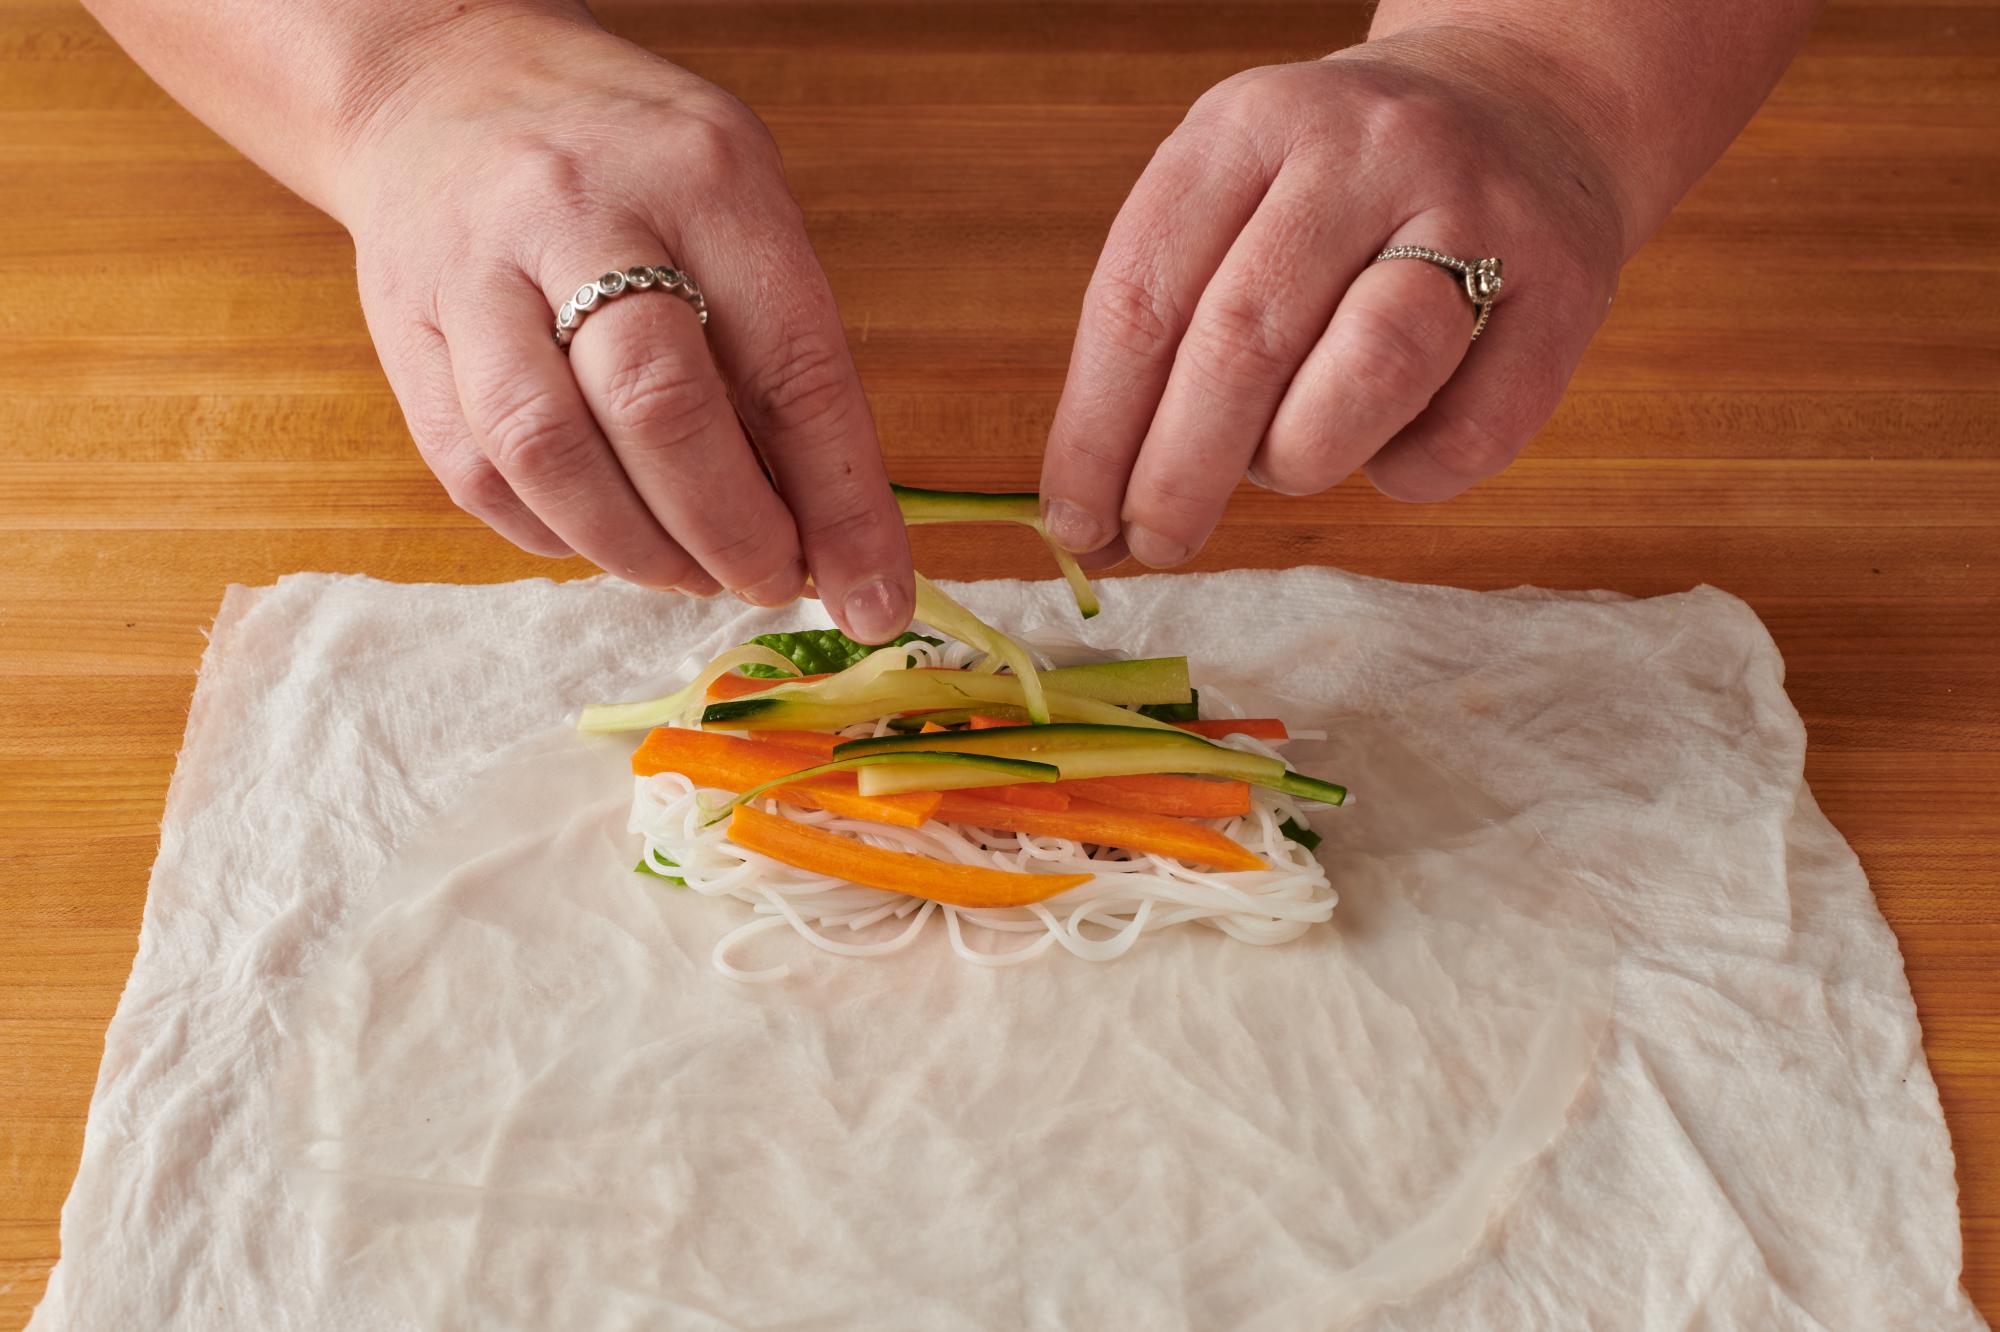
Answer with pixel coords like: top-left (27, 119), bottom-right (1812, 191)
top-left (635, 856), bottom-right (685, 886)
top-left (1137, 689), bottom-right (1200, 723)
top-left (738, 628), bottom-right (940, 678)
top-left (1279, 817), bottom-right (1322, 853)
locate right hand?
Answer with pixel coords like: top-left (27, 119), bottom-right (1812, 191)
top-left (332, 11), bottom-right (914, 641)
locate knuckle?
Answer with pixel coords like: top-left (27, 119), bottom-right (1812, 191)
top-left (1419, 409), bottom-right (1522, 482)
top-left (796, 486), bottom-right (901, 553)
top-left (1338, 325), bottom-right (1437, 415)
top-left (689, 522), bottom-right (791, 581)
top-left (444, 462), bottom-right (519, 518)
top-left (1181, 295), bottom-right (1298, 396)
top-left (1087, 269), bottom-right (1184, 363)
top-left (474, 380), bottom-right (593, 481)
top-left (1354, 88), bottom-right (1457, 155)
top-left (676, 107), bottom-right (769, 183)
top-left (596, 348), bottom-right (724, 449)
top-left (746, 332), bottom-right (859, 436)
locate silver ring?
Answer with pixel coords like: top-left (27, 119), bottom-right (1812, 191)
top-left (1372, 247), bottom-right (1504, 340)
top-left (553, 265), bottom-right (709, 350)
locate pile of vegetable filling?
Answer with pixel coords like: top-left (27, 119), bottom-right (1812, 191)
top-left (580, 488), bottom-right (1346, 980)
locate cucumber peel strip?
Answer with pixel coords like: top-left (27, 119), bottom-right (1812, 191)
top-left (702, 670), bottom-right (1180, 735)
top-left (700, 751), bottom-right (1061, 825)
top-left (894, 485), bottom-right (1101, 620)
top-left (578, 645), bottom-right (802, 734)
top-left (912, 573), bottom-right (1051, 723)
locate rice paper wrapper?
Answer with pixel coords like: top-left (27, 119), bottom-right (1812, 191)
top-left (31, 570), bottom-right (1981, 1331)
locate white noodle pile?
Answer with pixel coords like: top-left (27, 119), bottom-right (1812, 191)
top-left (628, 712), bottom-right (1337, 982)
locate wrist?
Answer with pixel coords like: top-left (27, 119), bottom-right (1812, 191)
top-left (1346, 21), bottom-right (1660, 261)
top-left (318, 2), bottom-right (604, 226)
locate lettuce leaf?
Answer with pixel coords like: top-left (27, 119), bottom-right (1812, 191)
top-left (1279, 817), bottom-right (1322, 852)
top-left (739, 628), bottom-right (940, 678)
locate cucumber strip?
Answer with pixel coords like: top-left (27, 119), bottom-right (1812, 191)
top-left (832, 723), bottom-right (1348, 805)
top-left (706, 751), bottom-right (1060, 824)
top-left (703, 672), bottom-right (1181, 735)
top-left (893, 485), bottom-right (1101, 620)
top-left (733, 658), bottom-right (1186, 713)
top-left (912, 574), bottom-right (1050, 723)
top-left (579, 644), bottom-right (802, 734)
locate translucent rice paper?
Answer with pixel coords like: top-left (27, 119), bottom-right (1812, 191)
top-left (276, 705), bottom-right (1614, 1331)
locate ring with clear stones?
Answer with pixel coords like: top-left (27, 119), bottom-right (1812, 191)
top-left (553, 265), bottom-right (709, 350)
top-left (1371, 247), bottom-right (1504, 341)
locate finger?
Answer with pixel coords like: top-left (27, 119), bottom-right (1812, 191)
top-left (550, 252), bottom-right (807, 608)
top-left (1038, 129), bottom-right (1275, 556)
top-left (681, 199), bottom-right (913, 643)
top-left (1074, 534), bottom-right (1130, 573)
top-left (442, 266), bottom-right (702, 590)
top-left (1249, 220), bottom-right (1475, 497)
top-left (1364, 272), bottom-right (1586, 503)
top-left (377, 319), bottom-right (573, 558)
top-left (1116, 167), bottom-right (1385, 567)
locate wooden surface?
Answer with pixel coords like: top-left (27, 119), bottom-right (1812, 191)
top-left (2, 0), bottom-right (1996, 1324)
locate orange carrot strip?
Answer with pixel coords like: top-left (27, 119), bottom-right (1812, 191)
top-left (972, 784), bottom-right (1071, 812)
top-left (728, 805), bottom-right (1092, 909)
top-left (969, 715), bottom-right (1026, 730)
top-left (930, 793), bottom-right (1266, 872)
top-left (749, 729), bottom-right (843, 756)
top-left (631, 729), bottom-right (940, 829)
top-left (706, 671), bottom-right (831, 701)
top-left (1047, 774), bottom-right (1250, 819)
top-left (1176, 718), bottom-right (1289, 741)
top-left (919, 721), bottom-right (951, 733)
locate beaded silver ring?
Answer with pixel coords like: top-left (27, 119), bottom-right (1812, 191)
top-left (554, 265), bottom-right (709, 350)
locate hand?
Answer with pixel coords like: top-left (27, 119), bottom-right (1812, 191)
top-left (336, 13), bottom-right (913, 640)
top-left (1038, 31), bottom-right (1627, 569)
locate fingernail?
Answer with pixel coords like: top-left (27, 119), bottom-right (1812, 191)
top-left (676, 573), bottom-right (723, 599)
top-left (843, 576), bottom-right (911, 644)
top-left (1126, 524), bottom-right (1192, 569)
top-left (1041, 499), bottom-right (1108, 553)
top-left (741, 561), bottom-right (806, 608)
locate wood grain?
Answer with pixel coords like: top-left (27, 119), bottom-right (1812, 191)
top-left (2, 0), bottom-right (1996, 1325)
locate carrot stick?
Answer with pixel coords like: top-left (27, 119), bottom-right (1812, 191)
top-left (919, 721), bottom-right (951, 733)
top-left (1047, 774), bottom-right (1250, 818)
top-left (706, 671), bottom-right (831, 701)
top-left (973, 784), bottom-right (1070, 811)
top-left (748, 729), bottom-right (843, 756)
top-left (727, 805), bottom-right (1092, 909)
top-left (631, 729), bottom-right (941, 828)
top-left (930, 793), bottom-right (1266, 872)
top-left (1176, 718), bottom-right (1289, 741)
top-left (968, 714), bottom-right (1026, 730)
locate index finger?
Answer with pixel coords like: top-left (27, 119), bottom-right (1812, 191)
top-left (687, 198), bottom-right (914, 643)
top-left (1037, 131), bottom-right (1271, 555)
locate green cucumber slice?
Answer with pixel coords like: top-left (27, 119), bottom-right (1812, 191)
top-left (702, 672), bottom-right (1182, 736)
top-left (709, 751), bottom-right (1060, 823)
top-left (832, 723), bottom-right (1348, 805)
top-left (893, 485), bottom-right (1102, 619)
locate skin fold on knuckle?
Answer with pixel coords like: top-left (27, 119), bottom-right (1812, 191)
top-left (743, 331), bottom-right (860, 439)
top-left (796, 491), bottom-right (907, 574)
top-left (474, 379), bottom-right (594, 487)
top-left (594, 346), bottom-right (723, 454)
top-left (1179, 295), bottom-right (1300, 400)
top-left (1086, 267), bottom-right (1186, 365)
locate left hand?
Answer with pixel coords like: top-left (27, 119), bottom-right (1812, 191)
top-left (1038, 33), bottom-right (1628, 569)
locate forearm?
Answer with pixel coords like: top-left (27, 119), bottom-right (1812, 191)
top-left (79, 0), bottom-right (590, 220)
top-left (1369, 0), bottom-right (1823, 257)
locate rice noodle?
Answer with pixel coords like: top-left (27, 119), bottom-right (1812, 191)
top-left (630, 729), bottom-right (1338, 982)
